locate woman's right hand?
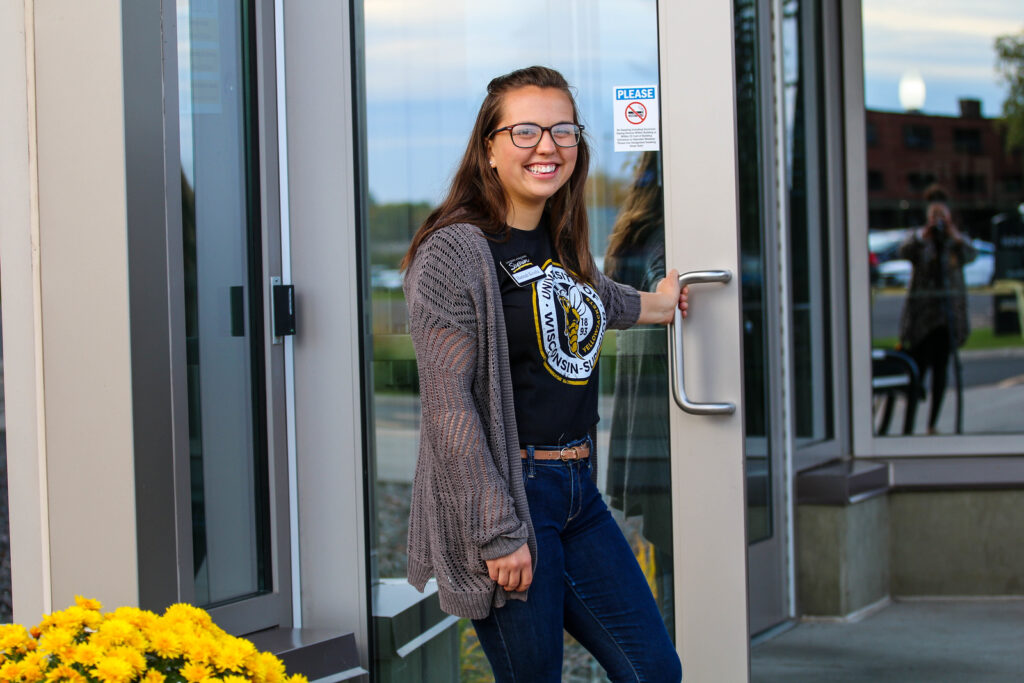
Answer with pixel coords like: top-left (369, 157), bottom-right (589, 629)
top-left (485, 543), bottom-right (533, 592)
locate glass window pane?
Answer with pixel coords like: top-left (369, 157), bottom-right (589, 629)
top-left (784, 0), bottom-right (834, 445)
top-left (177, 0), bottom-right (271, 606)
top-left (357, 1), bottom-right (671, 677)
top-left (863, 0), bottom-right (1024, 436)
top-left (735, 0), bottom-right (775, 543)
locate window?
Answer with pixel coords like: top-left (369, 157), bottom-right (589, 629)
top-left (953, 128), bottom-right (983, 155)
top-left (862, 0), bottom-right (1024, 441)
top-left (866, 120), bottom-right (879, 147)
top-left (785, 0), bottom-right (835, 449)
top-left (903, 124), bottom-right (933, 150)
top-left (906, 171), bottom-right (936, 193)
top-left (173, 0), bottom-right (290, 632)
top-left (955, 174), bottom-right (987, 194)
top-left (868, 170), bottom-right (884, 191)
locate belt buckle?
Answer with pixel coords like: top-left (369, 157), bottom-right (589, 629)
top-left (559, 445), bottom-right (579, 462)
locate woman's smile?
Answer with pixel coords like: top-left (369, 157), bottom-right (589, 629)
top-left (526, 163), bottom-right (558, 176)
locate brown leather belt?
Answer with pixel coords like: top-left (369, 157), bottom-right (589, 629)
top-left (520, 442), bottom-right (590, 461)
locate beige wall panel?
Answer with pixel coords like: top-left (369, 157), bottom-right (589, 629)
top-left (1, 0), bottom-right (50, 624)
top-left (33, 1), bottom-right (138, 610)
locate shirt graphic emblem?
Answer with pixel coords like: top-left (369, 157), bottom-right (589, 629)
top-left (533, 260), bottom-right (606, 384)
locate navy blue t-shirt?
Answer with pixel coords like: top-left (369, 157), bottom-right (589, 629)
top-left (487, 222), bottom-right (607, 446)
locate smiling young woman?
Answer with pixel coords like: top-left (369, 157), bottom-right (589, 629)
top-left (399, 66), bottom-right (685, 682)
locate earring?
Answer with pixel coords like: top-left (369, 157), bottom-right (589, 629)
top-left (489, 159), bottom-right (496, 167)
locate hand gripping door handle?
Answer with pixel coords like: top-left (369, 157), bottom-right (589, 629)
top-left (667, 270), bottom-right (737, 415)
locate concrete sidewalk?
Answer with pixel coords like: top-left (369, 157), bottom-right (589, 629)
top-left (751, 599), bottom-right (1024, 682)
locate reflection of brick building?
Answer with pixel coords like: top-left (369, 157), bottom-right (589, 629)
top-left (867, 99), bottom-right (1023, 239)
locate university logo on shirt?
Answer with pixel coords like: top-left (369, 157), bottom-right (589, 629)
top-left (532, 260), bottom-right (606, 385)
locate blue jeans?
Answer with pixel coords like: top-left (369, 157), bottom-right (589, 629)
top-left (472, 453), bottom-right (682, 682)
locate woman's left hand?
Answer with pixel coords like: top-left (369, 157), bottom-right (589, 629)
top-left (638, 269), bottom-right (688, 325)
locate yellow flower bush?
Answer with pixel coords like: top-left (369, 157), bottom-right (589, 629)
top-left (0, 597), bottom-right (307, 683)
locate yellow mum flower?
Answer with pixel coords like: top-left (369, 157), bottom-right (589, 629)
top-left (42, 606), bottom-right (93, 633)
top-left (0, 623), bottom-right (33, 652)
top-left (146, 628), bottom-right (181, 658)
top-left (212, 638), bottom-right (252, 672)
top-left (111, 606), bottom-right (157, 632)
top-left (38, 627), bottom-right (76, 658)
top-left (74, 596), bottom-right (102, 612)
top-left (72, 642), bottom-right (104, 667)
top-left (183, 633), bottom-right (218, 664)
top-left (0, 660), bottom-right (28, 680)
top-left (108, 645), bottom-right (146, 673)
top-left (221, 676), bottom-right (250, 683)
top-left (93, 619), bottom-right (145, 650)
top-left (286, 675), bottom-right (309, 683)
top-left (45, 662), bottom-right (88, 683)
top-left (164, 603), bottom-right (213, 629)
top-left (180, 661), bottom-right (212, 683)
top-left (20, 651), bottom-right (48, 682)
top-left (246, 651), bottom-right (286, 683)
top-left (92, 656), bottom-right (135, 683)
top-left (140, 670), bottom-right (166, 683)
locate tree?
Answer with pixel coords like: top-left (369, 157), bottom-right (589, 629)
top-left (995, 30), bottom-right (1024, 155)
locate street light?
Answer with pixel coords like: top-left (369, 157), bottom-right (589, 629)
top-left (899, 70), bottom-right (926, 112)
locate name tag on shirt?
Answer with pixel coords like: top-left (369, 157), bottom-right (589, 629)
top-left (501, 254), bottom-right (545, 286)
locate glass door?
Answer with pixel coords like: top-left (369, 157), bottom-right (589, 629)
top-left (736, 0), bottom-right (792, 636)
top-left (175, 0), bottom-right (290, 633)
top-left (355, 0), bottom-right (749, 679)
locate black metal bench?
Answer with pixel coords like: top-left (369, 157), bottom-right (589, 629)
top-left (872, 349), bottom-right (921, 436)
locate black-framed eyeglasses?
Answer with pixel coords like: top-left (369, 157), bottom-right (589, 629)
top-left (487, 122), bottom-right (584, 148)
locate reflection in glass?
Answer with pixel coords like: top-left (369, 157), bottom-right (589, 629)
top-left (735, 0), bottom-right (774, 543)
top-left (357, 1), bottom-right (670, 678)
top-left (783, 0), bottom-right (834, 444)
top-left (177, 0), bottom-right (271, 606)
top-left (604, 151), bottom-right (674, 637)
top-left (864, 0), bottom-right (1024, 436)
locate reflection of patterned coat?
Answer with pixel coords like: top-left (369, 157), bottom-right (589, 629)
top-left (606, 233), bottom-right (673, 551)
top-left (898, 230), bottom-right (976, 349)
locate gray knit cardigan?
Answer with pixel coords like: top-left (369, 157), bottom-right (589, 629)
top-left (403, 222), bottom-right (642, 619)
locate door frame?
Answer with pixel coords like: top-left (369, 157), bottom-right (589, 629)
top-left (660, 1), bottom-right (752, 678)
top-left (282, 0), bottom-right (757, 675)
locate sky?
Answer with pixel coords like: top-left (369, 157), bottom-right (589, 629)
top-left (361, 0), bottom-right (660, 204)
top-left (862, 0), bottom-right (1021, 117)
top-left (359, 0), bottom-right (1023, 203)
top-left (174, 0), bottom-right (1023, 203)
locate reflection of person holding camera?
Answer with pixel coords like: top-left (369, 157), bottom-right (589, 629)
top-left (898, 185), bottom-right (975, 434)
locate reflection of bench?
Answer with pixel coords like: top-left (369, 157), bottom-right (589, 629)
top-left (872, 279), bottom-right (1024, 338)
top-left (872, 349), bottom-right (920, 435)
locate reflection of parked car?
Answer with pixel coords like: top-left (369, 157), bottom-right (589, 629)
top-left (370, 265), bottom-right (405, 290)
top-left (868, 229), bottom-right (907, 285)
top-left (875, 239), bottom-right (995, 288)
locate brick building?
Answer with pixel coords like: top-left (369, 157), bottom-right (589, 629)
top-left (866, 99), bottom-right (1024, 238)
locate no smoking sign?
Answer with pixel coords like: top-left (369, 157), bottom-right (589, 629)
top-left (613, 85), bottom-right (659, 152)
top-left (625, 101), bottom-right (647, 125)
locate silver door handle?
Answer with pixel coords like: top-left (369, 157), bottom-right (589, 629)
top-left (667, 270), bottom-right (736, 415)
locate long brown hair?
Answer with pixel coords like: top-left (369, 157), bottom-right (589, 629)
top-left (399, 66), bottom-right (597, 284)
top-left (604, 151), bottom-right (662, 278)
